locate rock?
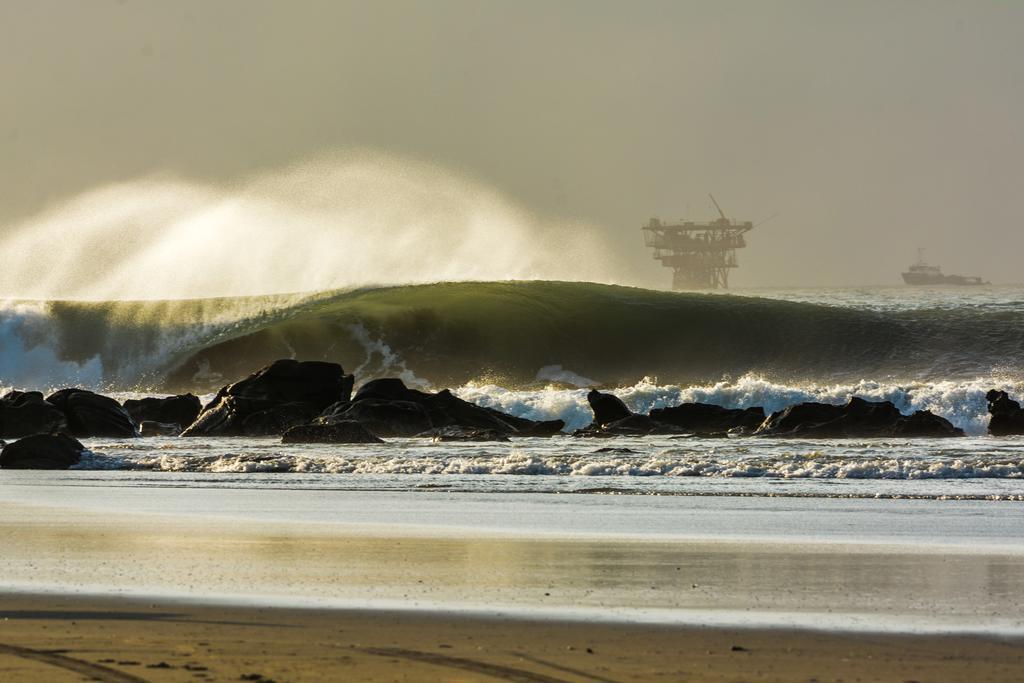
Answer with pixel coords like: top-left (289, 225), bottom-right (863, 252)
top-left (986, 390), bottom-right (1024, 436)
top-left (320, 399), bottom-right (433, 437)
top-left (649, 403), bottom-right (766, 435)
top-left (420, 426), bottom-right (511, 442)
top-left (0, 391), bottom-right (69, 438)
top-left (240, 402), bottom-right (322, 437)
top-left (139, 421), bottom-right (182, 437)
top-left (599, 414), bottom-right (661, 435)
top-left (754, 397), bottom-right (963, 438)
top-left (281, 421), bottom-right (384, 444)
top-left (586, 390), bottom-right (632, 426)
top-left (183, 360), bottom-right (352, 437)
top-left (45, 389), bottom-right (138, 438)
top-left (122, 394), bottom-right (202, 429)
top-left (574, 414), bottom-right (688, 437)
top-left (0, 433), bottom-right (86, 469)
top-left (509, 419), bottom-right (566, 437)
top-left (755, 401), bottom-right (847, 435)
top-left (335, 379), bottom-right (561, 437)
top-left (352, 378), bottom-right (420, 403)
top-left (226, 359), bottom-right (352, 410)
top-left (891, 410), bottom-right (965, 437)
top-left (181, 396), bottom-right (250, 437)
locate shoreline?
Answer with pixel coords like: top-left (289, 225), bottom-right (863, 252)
top-left (1, 592), bottom-right (1023, 682)
top-left (4, 587), bottom-right (1024, 637)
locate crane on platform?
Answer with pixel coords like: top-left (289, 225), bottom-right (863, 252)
top-left (709, 193), bottom-right (729, 223)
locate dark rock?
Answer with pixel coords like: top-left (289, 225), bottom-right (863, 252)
top-left (0, 433), bottom-right (86, 469)
top-left (281, 421), bottom-right (384, 444)
top-left (122, 394), bottom-right (202, 429)
top-left (425, 390), bottom-right (519, 431)
top-left (352, 378), bottom-right (421, 403)
top-left (586, 389), bottom-right (632, 426)
top-left (0, 391), bottom-right (68, 438)
top-left (181, 396), bottom-right (263, 437)
top-left (353, 381), bottom-right (511, 431)
top-left (510, 419), bottom-right (566, 437)
top-left (891, 410), bottom-right (965, 437)
top-left (45, 389), bottom-right (137, 438)
top-left (339, 379), bottom-right (561, 437)
top-left (575, 414), bottom-right (688, 437)
top-left (320, 399), bottom-right (433, 437)
top-left (986, 390), bottom-right (1024, 436)
top-left (755, 397), bottom-right (963, 438)
top-left (139, 421), bottom-right (182, 437)
top-left (420, 426), bottom-right (511, 442)
top-left (650, 403), bottom-right (766, 435)
top-left (755, 401), bottom-right (847, 435)
top-left (240, 402), bottom-right (322, 437)
top-left (227, 360), bottom-right (351, 410)
top-left (183, 360), bottom-right (351, 437)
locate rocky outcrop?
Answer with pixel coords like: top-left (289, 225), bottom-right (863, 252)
top-left (0, 433), bottom-right (86, 469)
top-left (649, 403), bottom-right (766, 435)
top-left (754, 397), bottom-right (963, 438)
top-left (182, 360), bottom-right (353, 437)
top-left (45, 389), bottom-right (137, 438)
top-left (319, 399), bottom-right (433, 437)
top-left (0, 391), bottom-right (68, 438)
top-left (281, 421), bottom-right (384, 444)
top-left (122, 394), bottom-right (202, 430)
top-left (318, 379), bottom-right (565, 438)
top-left (578, 391), bottom-right (751, 437)
top-left (240, 402), bottom-right (323, 437)
top-left (220, 359), bottom-right (354, 407)
top-left (986, 390), bottom-right (1024, 436)
top-left (586, 390), bottom-right (632, 426)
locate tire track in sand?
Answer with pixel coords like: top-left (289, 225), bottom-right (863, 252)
top-left (0, 642), bottom-right (149, 683)
top-left (360, 646), bottom-right (574, 682)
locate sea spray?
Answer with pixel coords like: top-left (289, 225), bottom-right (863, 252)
top-left (0, 153), bottom-right (627, 301)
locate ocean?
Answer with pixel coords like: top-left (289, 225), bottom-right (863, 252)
top-left (1, 281), bottom-right (1023, 500)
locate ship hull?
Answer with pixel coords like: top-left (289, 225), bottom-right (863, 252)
top-left (902, 272), bottom-right (987, 286)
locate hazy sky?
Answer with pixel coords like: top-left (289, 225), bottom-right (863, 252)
top-left (2, 0), bottom-right (1022, 287)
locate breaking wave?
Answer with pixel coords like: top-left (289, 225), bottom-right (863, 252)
top-left (0, 281), bottom-right (1022, 394)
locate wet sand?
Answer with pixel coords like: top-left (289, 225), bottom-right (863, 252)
top-left (0, 593), bottom-right (1023, 682)
top-left (0, 491), bottom-right (1023, 679)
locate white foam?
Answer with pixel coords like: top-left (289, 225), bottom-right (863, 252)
top-left (456, 373), bottom-right (1024, 435)
top-left (76, 444), bottom-right (1024, 481)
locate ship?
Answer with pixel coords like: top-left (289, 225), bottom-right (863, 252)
top-left (901, 250), bottom-right (988, 286)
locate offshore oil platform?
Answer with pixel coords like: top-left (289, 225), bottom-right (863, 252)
top-left (642, 194), bottom-right (753, 290)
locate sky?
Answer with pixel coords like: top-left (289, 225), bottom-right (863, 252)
top-left (1, 0), bottom-right (1022, 288)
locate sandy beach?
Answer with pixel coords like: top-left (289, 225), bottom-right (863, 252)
top-left (0, 485), bottom-right (1022, 680)
top-left (2, 593), bottom-right (1024, 682)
